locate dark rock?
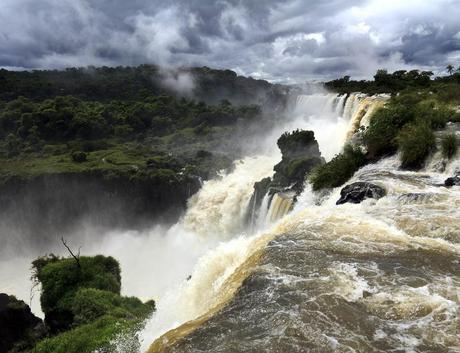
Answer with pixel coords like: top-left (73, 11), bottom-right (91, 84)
top-left (0, 293), bottom-right (46, 353)
top-left (248, 130), bottom-right (324, 226)
top-left (336, 182), bottom-right (386, 205)
top-left (271, 129), bottom-right (324, 193)
top-left (444, 175), bottom-right (460, 187)
top-left (250, 177), bottom-right (272, 209)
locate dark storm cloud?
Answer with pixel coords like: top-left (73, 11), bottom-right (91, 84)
top-left (1, 0), bottom-right (459, 81)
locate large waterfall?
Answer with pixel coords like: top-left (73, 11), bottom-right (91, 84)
top-left (140, 132), bottom-right (460, 353)
top-left (136, 92), bottom-right (391, 351)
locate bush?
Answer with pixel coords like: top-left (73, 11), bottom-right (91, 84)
top-left (363, 104), bottom-right (416, 158)
top-left (415, 100), bottom-right (452, 129)
top-left (30, 316), bottom-right (138, 353)
top-left (72, 288), bottom-right (154, 325)
top-left (397, 122), bottom-right (435, 169)
top-left (71, 151), bottom-right (87, 163)
top-left (309, 145), bottom-right (366, 190)
top-left (32, 255), bottom-right (121, 332)
top-left (441, 133), bottom-right (458, 159)
top-left (277, 129), bottom-right (317, 157)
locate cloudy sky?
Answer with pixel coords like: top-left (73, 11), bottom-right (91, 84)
top-left (1, 0), bottom-right (460, 82)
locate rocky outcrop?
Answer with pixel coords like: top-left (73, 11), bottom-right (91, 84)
top-left (246, 130), bottom-right (324, 227)
top-left (252, 130), bottom-right (324, 198)
top-left (271, 130), bottom-right (324, 192)
top-left (444, 175), bottom-right (460, 187)
top-left (0, 294), bottom-right (46, 353)
top-left (336, 182), bottom-right (386, 205)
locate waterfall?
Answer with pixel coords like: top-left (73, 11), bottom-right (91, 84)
top-left (183, 155), bottom-right (278, 239)
top-left (136, 91), bottom-right (359, 351)
top-left (255, 192), bottom-right (271, 230)
top-left (135, 94), bottom-right (460, 353)
top-left (266, 192), bottom-right (295, 223)
top-left (344, 94), bottom-right (389, 140)
top-left (148, 147), bottom-right (460, 353)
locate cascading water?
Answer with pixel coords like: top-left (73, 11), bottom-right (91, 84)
top-left (266, 192), bottom-right (295, 223)
top-left (152, 140), bottom-right (460, 353)
top-left (0, 90), bottom-right (389, 350)
top-left (136, 92), bottom-right (388, 351)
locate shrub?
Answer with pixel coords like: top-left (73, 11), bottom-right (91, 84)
top-left (30, 316), bottom-right (138, 353)
top-left (415, 100), bottom-right (452, 129)
top-left (397, 122), bottom-right (435, 169)
top-left (309, 145), bottom-right (366, 190)
top-left (363, 104), bottom-right (416, 158)
top-left (72, 288), bottom-right (154, 325)
top-left (71, 151), bottom-right (87, 163)
top-left (32, 255), bottom-right (121, 332)
top-left (277, 129), bottom-right (317, 157)
top-left (441, 133), bottom-right (458, 159)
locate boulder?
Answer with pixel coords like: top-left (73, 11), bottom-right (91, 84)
top-left (444, 175), bottom-right (460, 187)
top-left (0, 293), bottom-right (46, 353)
top-left (336, 182), bottom-right (386, 205)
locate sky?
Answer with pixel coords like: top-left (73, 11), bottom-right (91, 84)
top-left (1, 0), bottom-right (460, 82)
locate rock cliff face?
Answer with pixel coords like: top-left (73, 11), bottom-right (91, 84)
top-left (0, 294), bottom-right (45, 353)
top-left (248, 130), bottom-right (324, 217)
top-left (0, 171), bottom-right (201, 246)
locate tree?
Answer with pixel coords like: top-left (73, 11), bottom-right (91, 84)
top-left (446, 64), bottom-right (454, 75)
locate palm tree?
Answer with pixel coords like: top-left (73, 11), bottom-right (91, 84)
top-left (446, 64), bottom-right (454, 75)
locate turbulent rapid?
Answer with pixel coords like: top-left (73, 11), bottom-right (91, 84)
top-left (137, 92), bottom-right (415, 352)
top-left (144, 148), bottom-right (460, 353)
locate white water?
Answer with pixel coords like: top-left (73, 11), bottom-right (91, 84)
top-left (137, 92), bottom-right (387, 351)
top-left (0, 91), bottom-right (385, 347)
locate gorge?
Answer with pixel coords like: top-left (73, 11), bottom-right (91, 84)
top-left (1, 70), bottom-right (459, 353)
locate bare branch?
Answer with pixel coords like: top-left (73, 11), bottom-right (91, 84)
top-left (61, 237), bottom-right (81, 268)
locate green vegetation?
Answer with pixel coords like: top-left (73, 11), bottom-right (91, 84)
top-left (0, 66), bottom-right (284, 191)
top-left (32, 255), bottom-right (122, 331)
top-left (30, 254), bottom-right (154, 353)
top-left (309, 145), bottom-right (366, 190)
top-left (397, 122), bottom-right (435, 169)
top-left (441, 133), bottom-right (458, 159)
top-left (30, 315), bottom-right (139, 353)
top-left (363, 95), bottom-right (454, 159)
top-left (0, 65), bottom-right (286, 106)
top-left (314, 68), bottom-right (460, 191)
top-left (326, 69), bottom-right (460, 101)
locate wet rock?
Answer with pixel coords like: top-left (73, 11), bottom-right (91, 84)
top-left (0, 293), bottom-right (46, 353)
top-left (444, 175), bottom-right (460, 187)
top-left (397, 193), bottom-right (439, 204)
top-left (336, 182), bottom-right (386, 205)
top-left (272, 130), bottom-right (324, 193)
